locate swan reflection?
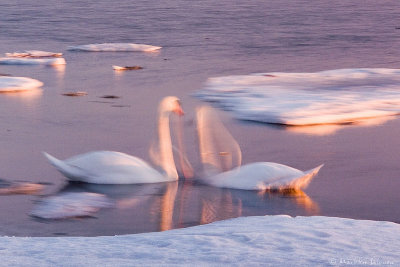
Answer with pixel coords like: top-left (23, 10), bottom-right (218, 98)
top-left (32, 180), bottom-right (319, 232)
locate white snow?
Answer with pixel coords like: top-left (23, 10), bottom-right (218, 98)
top-left (0, 215), bottom-right (398, 266)
top-left (68, 43), bottom-right (162, 52)
top-left (0, 57), bottom-right (66, 66)
top-left (5, 50), bottom-right (63, 58)
top-left (30, 192), bottom-right (113, 219)
top-left (0, 76), bottom-right (43, 92)
top-left (195, 68), bottom-right (400, 126)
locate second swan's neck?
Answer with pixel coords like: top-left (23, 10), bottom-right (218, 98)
top-left (158, 111), bottom-right (178, 180)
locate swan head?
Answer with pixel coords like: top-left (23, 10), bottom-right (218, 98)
top-left (159, 96), bottom-right (184, 116)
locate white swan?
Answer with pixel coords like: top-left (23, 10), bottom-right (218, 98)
top-left (44, 96), bottom-right (189, 184)
top-left (196, 106), bottom-right (323, 191)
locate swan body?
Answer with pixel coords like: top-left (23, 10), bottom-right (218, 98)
top-left (43, 151), bottom-right (172, 184)
top-left (44, 96), bottom-right (186, 184)
top-left (202, 162), bottom-right (323, 191)
top-left (196, 106), bottom-right (323, 191)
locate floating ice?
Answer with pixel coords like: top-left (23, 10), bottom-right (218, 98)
top-left (30, 192), bottom-right (113, 219)
top-left (0, 57), bottom-right (66, 66)
top-left (0, 179), bottom-right (44, 195)
top-left (0, 215), bottom-right (399, 265)
top-left (112, 65), bottom-right (143, 71)
top-left (68, 43), bottom-right (162, 52)
top-left (0, 76), bottom-right (43, 92)
top-left (195, 68), bottom-right (400, 126)
top-left (5, 50), bottom-right (63, 58)
top-left (62, 91), bottom-right (88, 97)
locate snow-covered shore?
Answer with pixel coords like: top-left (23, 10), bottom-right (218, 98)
top-left (1, 215), bottom-right (398, 266)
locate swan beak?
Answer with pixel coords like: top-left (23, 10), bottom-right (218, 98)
top-left (174, 105), bottom-right (184, 116)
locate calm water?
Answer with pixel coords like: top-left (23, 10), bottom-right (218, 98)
top-left (0, 0), bottom-right (400, 236)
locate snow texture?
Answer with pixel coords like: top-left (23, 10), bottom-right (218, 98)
top-left (0, 57), bottom-right (66, 65)
top-left (195, 68), bottom-right (400, 125)
top-left (68, 43), bottom-right (162, 52)
top-left (0, 215), bottom-right (398, 266)
top-left (0, 76), bottom-right (43, 92)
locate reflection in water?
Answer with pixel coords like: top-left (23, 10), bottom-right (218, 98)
top-left (39, 180), bottom-right (319, 234)
top-left (52, 64), bottom-right (66, 82)
top-left (113, 69), bottom-right (125, 79)
top-left (275, 190), bottom-right (319, 214)
top-left (286, 115), bottom-right (397, 136)
top-left (160, 182), bottom-right (178, 231)
top-left (200, 191), bottom-right (243, 224)
top-left (0, 88), bottom-right (43, 101)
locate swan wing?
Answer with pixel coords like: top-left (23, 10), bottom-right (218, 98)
top-left (196, 106), bottom-right (242, 176)
top-left (44, 151), bottom-right (170, 184)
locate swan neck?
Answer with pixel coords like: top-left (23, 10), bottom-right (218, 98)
top-left (158, 111), bottom-right (178, 180)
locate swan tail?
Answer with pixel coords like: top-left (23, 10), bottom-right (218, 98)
top-left (290, 164), bottom-right (324, 190)
top-left (43, 152), bottom-right (83, 181)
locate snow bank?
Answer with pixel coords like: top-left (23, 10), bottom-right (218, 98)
top-left (0, 215), bottom-right (398, 266)
top-left (0, 57), bottom-right (66, 66)
top-left (30, 192), bottom-right (113, 219)
top-left (68, 43), bottom-right (162, 52)
top-left (0, 76), bottom-right (43, 92)
top-left (195, 68), bottom-right (400, 125)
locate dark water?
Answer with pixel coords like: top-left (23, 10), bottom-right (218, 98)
top-left (0, 0), bottom-right (400, 236)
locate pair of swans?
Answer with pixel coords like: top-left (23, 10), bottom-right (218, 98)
top-left (44, 96), bottom-right (323, 191)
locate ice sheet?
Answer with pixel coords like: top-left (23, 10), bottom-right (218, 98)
top-left (5, 50), bottom-right (63, 58)
top-left (195, 68), bottom-right (400, 125)
top-left (68, 43), bottom-right (162, 52)
top-left (30, 192), bottom-right (113, 219)
top-left (0, 76), bottom-right (43, 92)
top-left (0, 57), bottom-right (66, 65)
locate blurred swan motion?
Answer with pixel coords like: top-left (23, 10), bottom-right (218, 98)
top-left (43, 96), bottom-right (192, 184)
top-left (196, 106), bottom-right (323, 191)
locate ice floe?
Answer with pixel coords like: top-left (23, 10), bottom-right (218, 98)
top-left (62, 91), bottom-right (88, 97)
top-left (0, 76), bottom-right (43, 92)
top-left (0, 179), bottom-right (44, 195)
top-left (5, 50), bottom-right (63, 58)
top-left (0, 215), bottom-right (398, 266)
top-left (0, 57), bottom-right (66, 66)
top-left (30, 192), bottom-right (113, 219)
top-left (68, 43), bottom-right (161, 52)
top-left (195, 68), bottom-right (400, 126)
top-left (112, 65), bottom-right (143, 71)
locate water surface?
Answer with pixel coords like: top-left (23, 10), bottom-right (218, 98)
top-left (0, 0), bottom-right (400, 236)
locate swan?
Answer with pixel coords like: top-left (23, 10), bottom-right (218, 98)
top-left (196, 106), bottom-right (323, 191)
top-left (44, 96), bottom-right (191, 184)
